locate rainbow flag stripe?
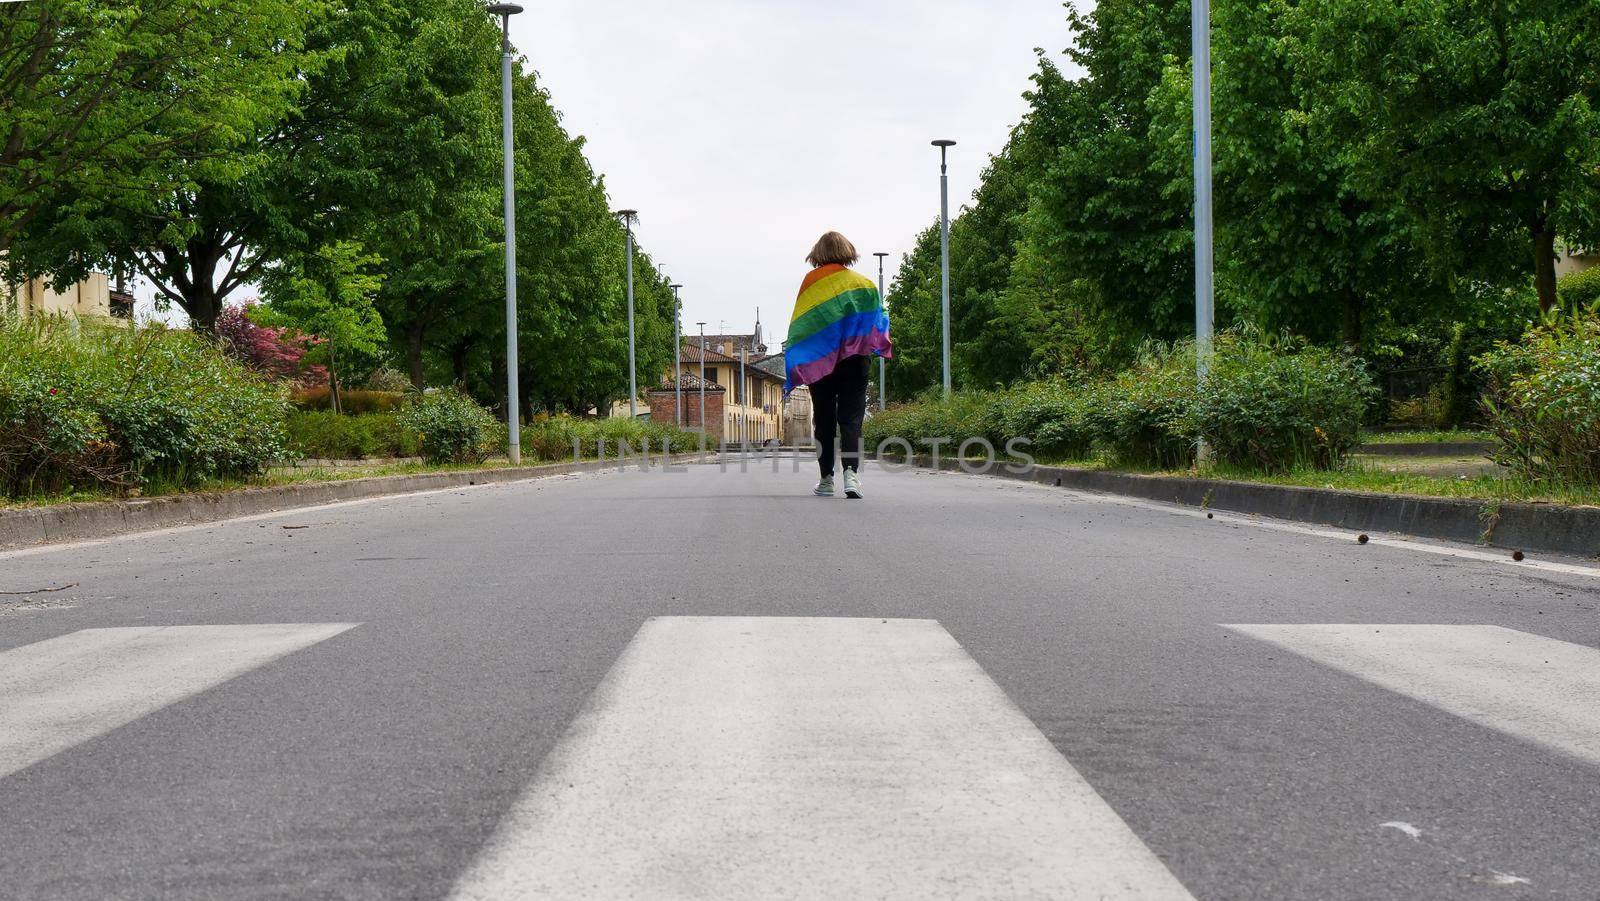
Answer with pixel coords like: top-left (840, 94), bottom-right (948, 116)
top-left (784, 264), bottom-right (892, 391)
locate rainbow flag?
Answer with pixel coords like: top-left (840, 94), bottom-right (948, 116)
top-left (784, 264), bottom-right (892, 392)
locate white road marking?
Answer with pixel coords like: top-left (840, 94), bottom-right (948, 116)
top-left (0, 623), bottom-right (356, 779)
top-left (1225, 624), bottom-right (1600, 767)
top-left (450, 616), bottom-right (1195, 901)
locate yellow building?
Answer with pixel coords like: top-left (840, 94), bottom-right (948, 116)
top-left (1556, 243), bottom-right (1597, 278)
top-left (4, 270), bottom-right (133, 319)
top-left (654, 343), bottom-right (785, 444)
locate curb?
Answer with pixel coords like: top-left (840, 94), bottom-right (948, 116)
top-left (0, 454), bottom-right (703, 552)
top-left (885, 455), bottom-right (1600, 559)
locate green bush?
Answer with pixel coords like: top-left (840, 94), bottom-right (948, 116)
top-left (0, 317), bottom-right (289, 497)
top-left (991, 380), bottom-right (1094, 460)
top-left (520, 415), bottom-right (698, 461)
top-left (1194, 334), bottom-right (1377, 471)
top-left (285, 411), bottom-right (420, 459)
top-left (396, 389), bottom-right (504, 465)
top-left (290, 386), bottom-right (407, 414)
top-left (1558, 266), bottom-right (1600, 313)
top-left (1477, 314), bottom-right (1600, 485)
top-left (860, 390), bottom-right (1002, 455)
top-left (1085, 342), bottom-right (1198, 468)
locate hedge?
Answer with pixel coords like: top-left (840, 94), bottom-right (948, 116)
top-left (862, 331), bottom-right (1377, 473)
top-left (1, 317), bottom-right (289, 498)
top-left (285, 411), bottom-right (420, 459)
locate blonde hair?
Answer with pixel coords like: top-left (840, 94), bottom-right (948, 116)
top-left (806, 231), bottom-right (859, 268)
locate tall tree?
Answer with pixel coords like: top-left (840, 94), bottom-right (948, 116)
top-left (1287, 0), bottom-right (1600, 313)
top-left (1026, 0), bottom-right (1195, 347)
top-left (86, 0), bottom-right (502, 330)
top-left (1, 0), bottom-right (312, 267)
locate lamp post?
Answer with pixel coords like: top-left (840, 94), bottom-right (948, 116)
top-left (670, 283), bottom-right (683, 426)
top-left (932, 139), bottom-right (956, 398)
top-left (873, 251), bottom-right (889, 410)
top-left (1192, 0), bottom-right (1214, 462)
top-left (489, 2), bottom-right (523, 463)
top-left (616, 209), bottom-right (639, 419)
top-left (697, 322), bottom-right (707, 439)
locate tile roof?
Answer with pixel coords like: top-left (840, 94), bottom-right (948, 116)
top-left (652, 371), bottom-right (725, 391)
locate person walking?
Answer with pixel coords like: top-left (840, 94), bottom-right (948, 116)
top-left (784, 231), bottom-right (892, 499)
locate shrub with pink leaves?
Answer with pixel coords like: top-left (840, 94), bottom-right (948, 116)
top-left (215, 303), bottom-right (325, 386)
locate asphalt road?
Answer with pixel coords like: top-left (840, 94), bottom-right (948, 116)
top-left (2, 457), bottom-right (1598, 900)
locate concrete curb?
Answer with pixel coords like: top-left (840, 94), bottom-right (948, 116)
top-left (883, 455), bottom-right (1600, 559)
top-left (0, 454), bottom-right (703, 551)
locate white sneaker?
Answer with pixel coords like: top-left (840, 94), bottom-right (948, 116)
top-left (844, 470), bottom-right (862, 499)
top-left (814, 476), bottom-right (835, 497)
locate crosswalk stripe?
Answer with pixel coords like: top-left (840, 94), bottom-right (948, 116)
top-left (449, 616), bottom-right (1195, 900)
top-left (1224, 624), bottom-right (1600, 767)
top-left (0, 623), bottom-right (357, 780)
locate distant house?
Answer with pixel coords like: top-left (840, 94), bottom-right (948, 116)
top-left (4, 269), bottom-right (133, 320)
top-left (1556, 243), bottom-right (1597, 278)
top-left (650, 341), bottom-right (784, 444)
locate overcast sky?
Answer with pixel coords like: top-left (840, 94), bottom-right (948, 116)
top-left (140, 2), bottom-right (1082, 339)
top-left (508, 0), bottom-right (1080, 342)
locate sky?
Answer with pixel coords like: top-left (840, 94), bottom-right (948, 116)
top-left (138, 1), bottom-right (1083, 335)
top-left (506, 0), bottom-right (1080, 340)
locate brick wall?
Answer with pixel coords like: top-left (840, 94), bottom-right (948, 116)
top-left (649, 388), bottom-right (726, 443)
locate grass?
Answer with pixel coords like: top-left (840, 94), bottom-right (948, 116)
top-left (927, 447), bottom-right (1600, 508)
top-left (1023, 454), bottom-right (1600, 508)
top-left (1360, 428), bottom-right (1494, 444)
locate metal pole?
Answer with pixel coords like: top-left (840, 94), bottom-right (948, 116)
top-left (492, 5), bottom-right (523, 464)
top-left (697, 322), bottom-right (707, 439)
top-left (618, 210), bottom-right (639, 419)
top-left (671, 283), bottom-right (683, 427)
top-left (874, 251), bottom-right (889, 410)
top-left (933, 140), bottom-right (956, 398)
top-left (740, 347), bottom-right (748, 446)
top-left (1192, 0), bottom-right (1214, 462)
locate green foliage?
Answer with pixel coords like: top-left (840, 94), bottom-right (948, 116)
top-left (1194, 333), bottom-right (1378, 471)
top-left (1477, 315), bottom-right (1600, 485)
top-left (1558, 267), bottom-right (1600, 313)
top-left (861, 392), bottom-right (1003, 454)
top-left (1087, 343), bottom-right (1200, 469)
top-left (1286, 0), bottom-right (1600, 313)
top-left (0, 0), bottom-right (316, 260)
top-left (258, 240), bottom-right (389, 403)
top-left (395, 388), bottom-right (504, 465)
top-left (0, 317), bottom-right (289, 497)
top-left (519, 416), bottom-right (699, 462)
top-left (991, 381), bottom-right (1095, 461)
top-left (285, 411), bottom-right (419, 459)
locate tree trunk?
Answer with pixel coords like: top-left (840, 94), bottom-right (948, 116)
top-left (451, 341), bottom-right (470, 386)
top-left (327, 339), bottom-right (342, 415)
top-left (1533, 224), bottom-right (1558, 314)
top-left (1341, 290), bottom-right (1363, 348)
top-left (406, 318), bottom-right (427, 389)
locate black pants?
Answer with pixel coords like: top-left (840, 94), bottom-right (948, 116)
top-left (809, 354), bottom-right (870, 477)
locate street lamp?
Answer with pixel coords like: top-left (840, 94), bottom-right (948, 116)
top-left (1192, 0), bottom-right (1214, 462)
top-left (670, 283), bottom-right (683, 426)
top-left (697, 322), bottom-right (707, 440)
top-left (616, 209), bottom-right (640, 419)
top-left (932, 139), bottom-right (956, 398)
top-left (489, 2), bottom-right (523, 463)
top-left (873, 251), bottom-right (889, 410)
